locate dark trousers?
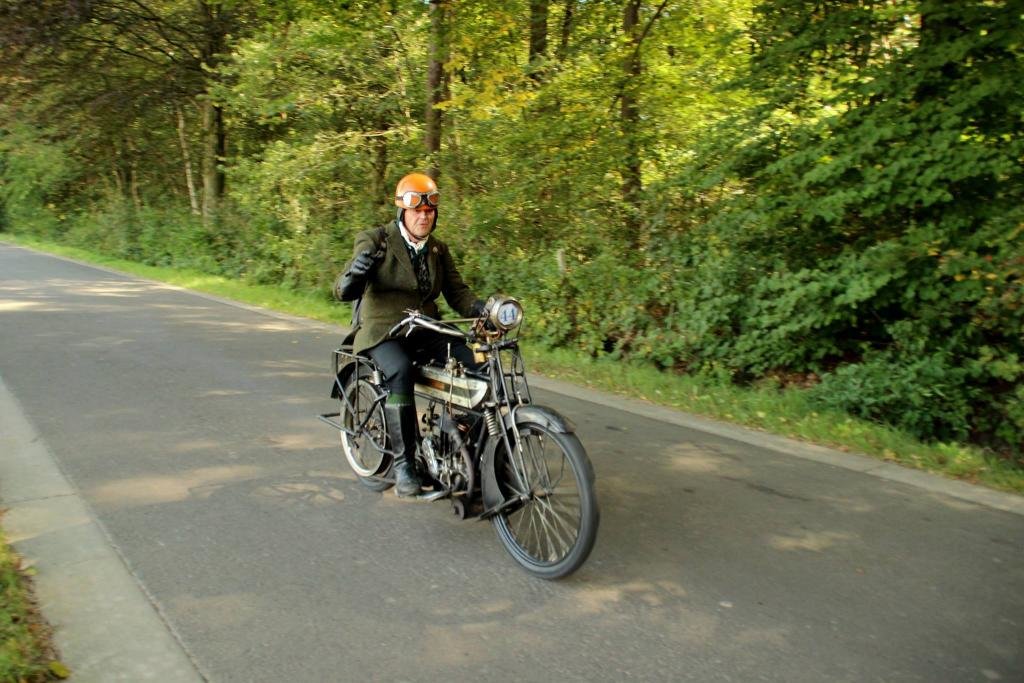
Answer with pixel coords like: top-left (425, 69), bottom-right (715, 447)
top-left (366, 331), bottom-right (481, 400)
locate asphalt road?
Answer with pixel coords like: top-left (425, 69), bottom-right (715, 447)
top-left (1, 244), bottom-right (1022, 682)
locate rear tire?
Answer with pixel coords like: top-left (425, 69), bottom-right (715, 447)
top-left (492, 422), bottom-right (598, 579)
top-left (339, 373), bottom-right (393, 492)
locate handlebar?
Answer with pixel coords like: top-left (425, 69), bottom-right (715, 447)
top-left (386, 310), bottom-right (476, 341)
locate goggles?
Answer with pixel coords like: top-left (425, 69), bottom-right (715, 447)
top-left (397, 190), bottom-right (439, 209)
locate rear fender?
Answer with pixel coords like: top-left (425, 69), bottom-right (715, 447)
top-left (330, 356), bottom-right (374, 399)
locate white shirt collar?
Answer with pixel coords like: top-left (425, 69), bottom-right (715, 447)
top-left (398, 219), bottom-right (428, 253)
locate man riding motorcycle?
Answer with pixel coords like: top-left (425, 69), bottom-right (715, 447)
top-left (334, 172), bottom-right (484, 497)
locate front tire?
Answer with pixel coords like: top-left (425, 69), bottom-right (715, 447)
top-left (492, 422), bottom-right (599, 579)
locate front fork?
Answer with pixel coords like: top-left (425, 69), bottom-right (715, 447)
top-left (479, 405), bottom-right (575, 517)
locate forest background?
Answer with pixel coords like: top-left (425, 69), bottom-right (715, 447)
top-left (0, 0), bottom-right (1021, 467)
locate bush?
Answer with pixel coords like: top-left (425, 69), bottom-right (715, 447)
top-left (809, 350), bottom-right (975, 443)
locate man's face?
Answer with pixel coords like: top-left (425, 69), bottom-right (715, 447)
top-left (404, 205), bottom-right (435, 242)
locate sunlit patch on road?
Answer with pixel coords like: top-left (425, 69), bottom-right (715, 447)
top-left (260, 431), bottom-right (326, 451)
top-left (816, 495), bottom-right (877, 514)
top-left (72, 282), bottom-right (150, 297)
top-left (184, 318), bottom-right (307, 333)
top-left (663, 442), bottom-right (751, 477)
top-left (196, 389), bottom-right (249, 397)
top-left (0, 299), bottom-right (46, 311)
top-left (420, 620), bottom-right (547, 666)
top-left (767, 530), bottom-right (856, 552)
top-left (72, 336), bottom-right (138, 348)
top-left (90, 465), bottom-right (263, 509)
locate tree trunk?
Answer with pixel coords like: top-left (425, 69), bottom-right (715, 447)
top-left (111, 139), bottom-right (131, 202)
top-left (129, 154), bottom-right (142, 211)
top-left (425, 0), bottom-right (448, 179)
top-left (557, 0), bottom-right (574, 61)
top-left (529, 0), bottom-right (549, 79)
top-left (620, 0), bottom-right (642, 237)
top-left (111, 160), bottom-right (124, 197)
top-left (199, 0), bottom-right (226, 226)
top-left (200, 96), bottom-right (225, 224)
top-left (916, 2), bottom-right (963, 103)
top-left (176, 104), bottom-right (200, 215)
top-left (373, 130), bottom-right (388, 207)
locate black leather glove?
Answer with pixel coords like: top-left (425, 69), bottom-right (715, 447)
top-left (335, 249), bottom-right (380, 302)
top-left (469, 299), bottom-right (486, 318)
top-left (348, 250), bottom-right (376, 279)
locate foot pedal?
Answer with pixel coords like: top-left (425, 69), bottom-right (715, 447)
top-left (416, 489), bottom-right (450, 502)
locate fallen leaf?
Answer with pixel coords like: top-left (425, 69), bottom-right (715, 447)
top-left (49, 661), bottom-right (72, 679)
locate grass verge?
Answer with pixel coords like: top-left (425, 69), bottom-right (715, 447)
top-left (0, 517), bottom-right (68, 682)
top-left (4, 232), bottom-right (1022, 495)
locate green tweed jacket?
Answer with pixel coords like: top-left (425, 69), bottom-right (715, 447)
top-left (335, 221), bottom-right (480, 354)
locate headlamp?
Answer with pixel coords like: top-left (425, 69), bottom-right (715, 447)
top-left (485, 295), bottom-right (524, 331)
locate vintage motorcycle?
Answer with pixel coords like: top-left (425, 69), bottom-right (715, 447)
top-left (319, 295), bottom-right (598, 579)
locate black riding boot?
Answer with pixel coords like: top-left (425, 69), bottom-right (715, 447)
top-left (385, 404), bottom-right (423, 497)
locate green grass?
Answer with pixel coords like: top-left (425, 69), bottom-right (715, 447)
top-left (1, 521), bottom-right (66, 682)
top-left (525, 348), bottom-right (1024, 494)
top-left (5, 232), bottom-right (1022, 495)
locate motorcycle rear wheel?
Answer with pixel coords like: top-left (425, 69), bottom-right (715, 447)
top-left (492, 422), bottom-right (598, 579)
top-left (339, 375), bottom-right (392, 491)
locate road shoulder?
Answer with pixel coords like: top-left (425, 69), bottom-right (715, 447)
top-left (0, 375), bottom-right (206, 683)
top-left (530, 374), bottom-right (1024, 517)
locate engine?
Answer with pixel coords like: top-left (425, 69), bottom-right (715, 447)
top-left (419, 412), bottom-right (472, 493)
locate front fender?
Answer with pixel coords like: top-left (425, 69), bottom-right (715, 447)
top-left (503, 405), bottom-right (576, 434)
top-left (480, 405), bottom-right (576, 516)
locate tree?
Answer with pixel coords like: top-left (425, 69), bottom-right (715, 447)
top-left (529, 0), bottom-right (549, 78)
top-left (198, 0), bottom-right (230, 223)
top-left (426, 0), bottom-right (449, 178)
top-left (0, 0), bottom-right (251, 227)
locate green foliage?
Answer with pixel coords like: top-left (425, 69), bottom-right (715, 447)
top-left (0, 122), bottom-right (76, 237)
top-left (1, 525), bottom-right (59, 682)
top-left (649, 0), bottom-right (1024, 453)
top-left (810, 341), bottom-right (977, 443)
top-left (58, 200), bottom-right (214, 269)
top-left (212, 9), bottom-right (434, 289)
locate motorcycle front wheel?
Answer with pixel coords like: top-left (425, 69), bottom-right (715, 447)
top-left (339, 374), bottom-right (392, 492)
top-left (492, 422), bottom-right (599, 579)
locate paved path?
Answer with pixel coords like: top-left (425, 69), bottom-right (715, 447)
top-left (1, 243), bottom-right (1022, 682)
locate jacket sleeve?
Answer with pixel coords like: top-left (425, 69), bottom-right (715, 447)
top-left (439, 244), bottom-right (483, 317)
top-left (334, 230), bottom-right (380, 302)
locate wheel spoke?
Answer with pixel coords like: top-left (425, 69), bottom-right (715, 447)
top-left (534, 504), bottom-right (557, 561)
top-left (515, 502), bottom-right (531, 540)
top-left (523, 433), bottom-right (554, 490)
top-left (535, 496), bottom-right (577, 549)
top-left (537, 494), bottom-right (578, 539)
top-left (533, 503), bottom-right (571, 557)
top-left (524, 504), bottom-right (542, 556)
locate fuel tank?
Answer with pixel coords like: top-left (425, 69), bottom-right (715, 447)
top-left (414, 365), bottom-right (488, 409)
